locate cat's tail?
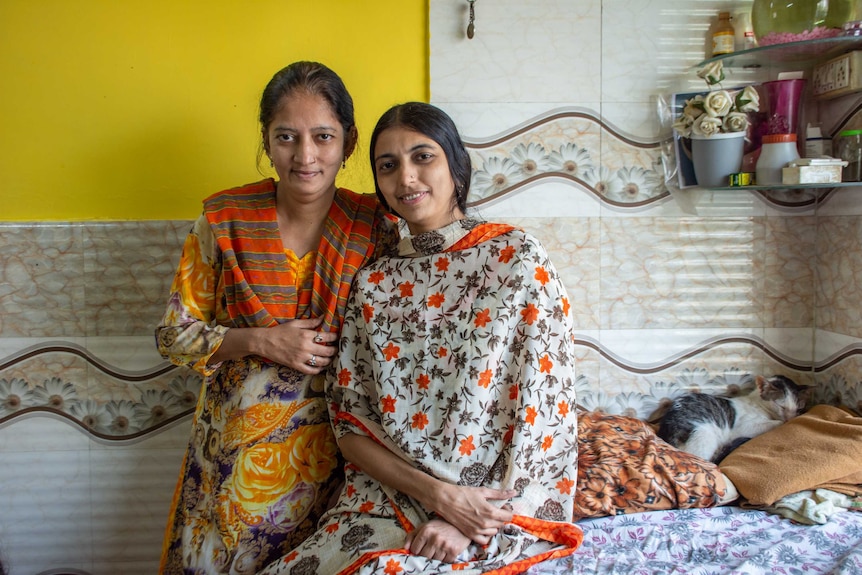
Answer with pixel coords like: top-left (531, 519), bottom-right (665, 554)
top-left (713, 436), bottom-right (751, 463)
top-left (647, 402), bottom-right (672, 425)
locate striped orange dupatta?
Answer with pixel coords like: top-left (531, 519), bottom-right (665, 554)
top-left (203, 179), bottom-right (385, 332)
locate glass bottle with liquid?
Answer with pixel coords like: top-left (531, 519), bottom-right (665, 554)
top-left (713, 12), bottom-right (735, 56)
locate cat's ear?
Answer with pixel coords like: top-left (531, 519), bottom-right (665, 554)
top-left (754, 375), bottom-right (768, 393)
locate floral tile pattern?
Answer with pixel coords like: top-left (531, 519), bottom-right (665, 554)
top-left (464, 111), bottom-right (667, 207)
top-left (0, 357), bottom-right (199, 439)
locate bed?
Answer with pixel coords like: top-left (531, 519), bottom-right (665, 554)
top-left (530, 506), bottom-right (862, 574)
top-left (520, 407), bottom-right (862, 575)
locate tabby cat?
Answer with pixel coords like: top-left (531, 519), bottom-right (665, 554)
top-left (656, 375), bottom-right (810, 463)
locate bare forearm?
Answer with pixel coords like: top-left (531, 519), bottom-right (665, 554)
top-left (207, 318), bottom-right (336, 374)
top-left (338, 433), bottom-right (444, 511)
top-left (207, 327), bottom-right (262, 364)
top-left (338, 432), bottom-right (516, 543)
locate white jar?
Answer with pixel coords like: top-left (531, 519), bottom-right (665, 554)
top-left (756, 133), bottom-right (800, 185)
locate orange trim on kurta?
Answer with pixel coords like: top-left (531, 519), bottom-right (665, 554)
top-left (158, 450), bottom-right (189, 573)
top-left (386, 494), bottom-right (417, 534)
top-left (338, 548), bottom-right (411, 575)
top-left (480, 515), bottom-right (583, 575)
top-left (329, 514), bottom-right (583, 575)
top-left (334, 411), bottom-right (391, 449)
top-left (512, 514), bottom-right (584, 548)
top-left (446, 222), bottom-right (517, 252)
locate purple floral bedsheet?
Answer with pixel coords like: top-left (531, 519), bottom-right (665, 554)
top-left (527, 506), bottom-right (862, 574)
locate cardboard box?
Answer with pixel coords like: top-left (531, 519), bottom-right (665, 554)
top-left (782, 164), bottom-right (843, 184)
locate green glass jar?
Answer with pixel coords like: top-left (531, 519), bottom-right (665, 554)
top-left (836, 129), bottom-right (862, 181)
top-left (751, 0), bottom-right (852, 46)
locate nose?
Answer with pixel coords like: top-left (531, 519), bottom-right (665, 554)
top-left (398, 164), bottom-right (416, 186)
top-left (294, 138), bottom-right (316, 165)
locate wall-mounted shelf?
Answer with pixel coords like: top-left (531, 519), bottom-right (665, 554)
top-left (696, 36), bottom-right (862, 69)
top-left (705, 181), bottom-right (861, 192)
top-left (667, 38), bottom-right (862, 202)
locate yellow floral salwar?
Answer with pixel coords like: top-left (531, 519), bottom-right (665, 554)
top-left (155, 180), bottom-right (392, 574)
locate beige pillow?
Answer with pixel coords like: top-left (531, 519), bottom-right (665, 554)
top-left (720, 404), bottom-right (862, 506)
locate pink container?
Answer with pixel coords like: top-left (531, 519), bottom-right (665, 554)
top-left (762, 78), bottom-right (807, 154)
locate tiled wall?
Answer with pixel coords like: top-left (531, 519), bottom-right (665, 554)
top-left (430, 0), bottom-right (862, 413)
top-left (0, 222), bottom-right (199, 574)
top-left (2, 1), bottom-right (862, 573)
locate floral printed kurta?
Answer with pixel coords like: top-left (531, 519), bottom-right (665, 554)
top-left (156, 182), bottom-right (390, 575)
top-left (259, 226), bottom-right (583, 575)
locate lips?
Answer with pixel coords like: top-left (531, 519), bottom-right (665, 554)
top-left (399, 191), bottom-right (427, 203)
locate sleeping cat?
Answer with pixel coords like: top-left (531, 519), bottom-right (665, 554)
top-left (656, 375), bottom-right (810, 464)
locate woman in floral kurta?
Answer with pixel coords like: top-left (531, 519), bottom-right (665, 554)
top-left (155, 62), bottom-right (393, 574)
top-left (259, 103), bottom-right (582, 575)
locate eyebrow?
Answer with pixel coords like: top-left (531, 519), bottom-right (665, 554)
top-left (374, 142), bottom-right (436, 163)
top-left (272, 124), bottom-right (338, 132)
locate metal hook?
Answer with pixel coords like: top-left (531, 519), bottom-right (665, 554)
top-left (467, 0), bottom-right (476, 39)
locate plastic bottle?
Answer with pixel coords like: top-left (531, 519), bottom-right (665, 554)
top-left (756, 133), bottom-right (800, 185)
top-left (733, 8), bottom-right (757, 50)
top-left (805, 124), bottom-right (832, 158)
top-left (713, 12), bottom-right (735, 56)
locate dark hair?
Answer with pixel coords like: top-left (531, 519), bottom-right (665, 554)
top-left (258, 61), bottom-right (356, 163)
top-left (369, 102), bottom-right (471, 215)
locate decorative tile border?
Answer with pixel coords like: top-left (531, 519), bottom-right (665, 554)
top-left (0, 344), bottom-right (198, 439)
top-left (572, 338), bottom-right (862, 420)
top-left (463, 108), bottom-right (668, 208)
top-left (3, 335), bottom-right (861, 438)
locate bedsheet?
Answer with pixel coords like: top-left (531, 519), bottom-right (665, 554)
top-left (525, 506), bottom-right (862, 574)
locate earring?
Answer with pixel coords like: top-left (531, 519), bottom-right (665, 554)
top-left (342, 159), bottom-right (347, 169)
top-left (269, 157), bottom-right (273, 168)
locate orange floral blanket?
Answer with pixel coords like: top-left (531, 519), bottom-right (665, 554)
top-left (574, 412), bottom-right (727, 520)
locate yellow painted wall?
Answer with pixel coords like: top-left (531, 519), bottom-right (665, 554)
top-left (0, 1), bottom-right (428, 220)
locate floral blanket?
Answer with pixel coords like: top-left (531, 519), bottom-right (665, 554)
top-left (526, 506), bottom-right (862, 574)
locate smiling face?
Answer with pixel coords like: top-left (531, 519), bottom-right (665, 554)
top-left (373, 126), bottom-right (464, 235)
top-left (263, 90), bottom-right (356, 202)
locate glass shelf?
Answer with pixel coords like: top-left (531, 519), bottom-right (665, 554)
top-left (706, 181), bottom-right (862, 191)
top-left (696, 36), bottom-right (862, 69)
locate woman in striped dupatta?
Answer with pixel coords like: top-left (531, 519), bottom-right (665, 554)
top-left (259, 103), bottom-right (582, 575)
top-left (155, 62), bottom-right (395, 574)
